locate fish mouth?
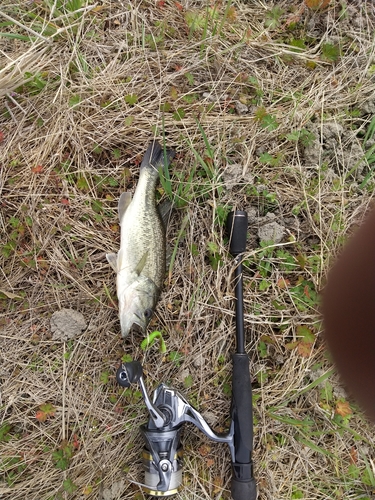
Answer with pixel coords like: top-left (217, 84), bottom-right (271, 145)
top-left (120, 321), bottom-right (144, 338)
top-left (129, 323), bottom-right (143, 335)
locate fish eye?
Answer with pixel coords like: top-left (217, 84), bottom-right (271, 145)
top-left (144, 308), bottom-right (153, 320)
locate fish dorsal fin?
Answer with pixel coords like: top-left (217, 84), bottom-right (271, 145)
top-left (135, 250), bottom-right (149, 275)
top-left (106, 252), bottom-right (118, 272)
top-left (118, 192), bottom-right (132, 224)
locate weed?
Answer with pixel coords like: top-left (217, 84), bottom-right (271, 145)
top-left (0, 456), bottom-right (27, 487)
top-left (125, 94), bottom-right (138, 106)
top-left (264, 6), bottom-right (284, 30)
top-left (259, 152), bottom-right (283, 167)
top-left (206, 241), bottom-right (222, 271)
top-left (276, 249), bottom-right (298, 272)
top-left (254, 107), bottom-right (279, 131)
top-left (286, 128), bottom-right (316, 147)
top-left (100, 371), bottom-right (110, 384)
top-left (0, 422), bottom-right (12, 443)
top-left (21, 72), bottom-right (48, 94)
top-left (52, 443), bottom-right (74, 471)
top-left (168, 351), bottom-right (183, 367)
top-left (215, 204), bottom-right (231, 226)
top-left (69, 94), bottom-right (81, 108)
top-left (289, 279), bottom-right (319, 312)
top-left (36, 403), bottom-right (56, 422)
top-left (63, 478), bottom-right (78, 494)
top-left (172, 107), bottom-right (186, 121)
top-left (322, 43), bottom-right (341, 63)
top-left (257, 341), bottom-right (268, 358)
top-left (183, 374), bottom-right (194, 389)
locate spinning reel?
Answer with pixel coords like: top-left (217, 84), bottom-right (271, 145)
top-left (116, 361), bottom-right (235, 496)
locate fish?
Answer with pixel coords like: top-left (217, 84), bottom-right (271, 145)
top-left (106, 141), bottom-right (175, 338)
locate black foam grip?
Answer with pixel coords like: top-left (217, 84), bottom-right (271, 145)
top-left (231, 475), bottom-right (257, 500)
top-left (231, 354), bottom-right (256, 498)
top-left (227, 211), bottom-right (248, 256)
top-left (232, 353), bottom-right (253, 458)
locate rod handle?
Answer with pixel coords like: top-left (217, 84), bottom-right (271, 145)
top-left (227, 211), bottom-right (248, 256)
top-left (231, 353), bottom-right (257, 499)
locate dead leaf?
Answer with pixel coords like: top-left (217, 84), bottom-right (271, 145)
top-left (91, 5), bottom-right (105, 13)
top-left (226, 6), bottom-right (237, 22)
top-left (213, 476), bottom-right (223, 494)
top-left (305, 0), bottom-right (330, 9)
top-left (0, 289), bottom-right (22, 299)
top-left (198, 444), bottom-right (211, 457)
top-left (32, 165), bottom-right (43, 174)
top-left (335, 400), bottom-right (352, 418)
top-left (285, 341), bottom-right (299, 350)
top-left (83, 485), bottom-right (93, 495)
top-left (170, 86), bottom-right (179, 100)
top-left (72, 434), bottom-right (80, 450)
top-left (36, 403), bottom-right (55, 422)
top-left (277, 277), bottom-right (290, 289)
top-left (297, 341), bottom-right (313, 358)
top-left (36, 410), bottom-right (47, 422)
top-left (304, 285), bottom-right (311, 299)
top-left (349, 446), bottom-right (358, 464)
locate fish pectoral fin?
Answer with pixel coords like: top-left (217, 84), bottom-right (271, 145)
top-left (118, 192), bottom-right (132, 224)
top-left (106, 252), bottom-right (118, 272)
top-left (135, 250), bottom-right (149, 275)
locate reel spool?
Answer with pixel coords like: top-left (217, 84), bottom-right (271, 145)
top-left (141, 439), bottom-right (183, 496)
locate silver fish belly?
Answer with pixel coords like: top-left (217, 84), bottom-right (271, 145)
top-left (106, 141), bottom-right (174, 338)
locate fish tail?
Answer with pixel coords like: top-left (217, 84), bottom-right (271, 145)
top-left (141, 140), bottom-right (175, 173)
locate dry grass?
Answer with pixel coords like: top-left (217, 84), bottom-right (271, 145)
top-left (1, 0), bottom-right (375, 499)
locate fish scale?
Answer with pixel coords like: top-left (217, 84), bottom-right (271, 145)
top-left (107, 141), bottom-right (175, 338)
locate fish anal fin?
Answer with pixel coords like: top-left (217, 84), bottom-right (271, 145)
top-left (118, 192), bottom-right (132, 224)
top-left (106, 253), bottom-right (118, 272)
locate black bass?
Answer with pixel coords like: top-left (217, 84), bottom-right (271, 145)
top-left (106, 141), bottom-right (174, 338)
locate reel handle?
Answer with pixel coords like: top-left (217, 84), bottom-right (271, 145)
top-left (116, 360), bottom-right (143, 387)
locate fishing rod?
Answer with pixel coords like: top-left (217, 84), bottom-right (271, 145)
top-left (116, 210), bottom-right (257, 498)
top-left (227, 210), bottom-right (257, 500)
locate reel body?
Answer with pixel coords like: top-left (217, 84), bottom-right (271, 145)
top-left (116, 362), bottom-right (234, 496)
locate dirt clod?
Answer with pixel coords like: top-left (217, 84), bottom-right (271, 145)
top-left (258, 220), bottom-right (285, 244)
top-left (50, 308), bottom-right (87, 341)
top-left (235, 100), bottom-right (248, 115)
top-left (222, 163), bottom-right (249, 189)
top-left (101, 480), bottom-right (126, 500)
